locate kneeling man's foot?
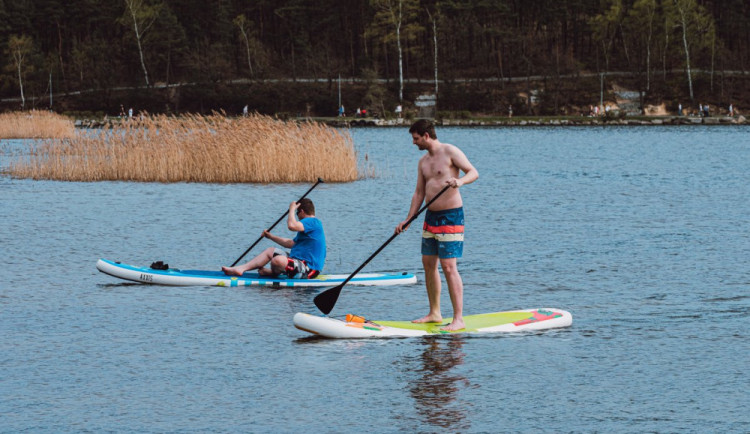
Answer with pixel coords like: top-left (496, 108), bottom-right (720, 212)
top-left (222, 266), bottom-right (243, 276)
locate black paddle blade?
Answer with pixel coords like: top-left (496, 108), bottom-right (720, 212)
top-left (314, 285), bottom-right (343, 315)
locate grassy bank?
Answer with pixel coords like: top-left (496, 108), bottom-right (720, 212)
top-left (7, 113), bottom-right (362, 183)
top-left (0, 110), bottom-right (76, 139)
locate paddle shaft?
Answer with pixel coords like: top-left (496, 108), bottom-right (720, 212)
top-left (231, 178), bottom-right (323, 266)
top-left (338, 185), bottom-right (450, 286)
top-left (314, 184), bottom-right (451, 314)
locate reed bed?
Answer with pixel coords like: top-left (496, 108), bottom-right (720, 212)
top-left (0, 110), bottom-right (76, 139)
top-left (8, 113), bottom-right (363, 183)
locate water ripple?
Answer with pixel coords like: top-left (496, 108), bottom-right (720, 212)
top-left (2, 126), bottom-right (749, 432)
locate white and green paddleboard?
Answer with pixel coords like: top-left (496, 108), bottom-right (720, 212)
top-left (97, 259), bottom-right (417, 288)
top-left (293, 308), bottom-right (572, 338)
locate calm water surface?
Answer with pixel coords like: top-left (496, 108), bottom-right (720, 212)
top-left (1, 126), bottom-right (748, 432)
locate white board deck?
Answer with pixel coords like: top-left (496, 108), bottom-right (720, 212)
top-left (293, 308), bottom-right (573, 338)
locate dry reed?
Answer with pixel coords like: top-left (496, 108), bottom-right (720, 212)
top-left (0, 110), bottom-right (76, 139)
top-left (7, 113), bottom-right (363, 183)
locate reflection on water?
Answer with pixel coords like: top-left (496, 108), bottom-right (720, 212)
top-left (409, 337), bottom-right (471, 432)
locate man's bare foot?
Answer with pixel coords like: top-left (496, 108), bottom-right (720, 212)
top-left (222, 266), bottom-right (244, 276)
top-left (412, 314), bottom-right (442, 324)
top-left (440, 319), bottom-right (465, 331)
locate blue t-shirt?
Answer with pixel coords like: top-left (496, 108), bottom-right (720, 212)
top-left (290, 217), bottom-right (326, 271)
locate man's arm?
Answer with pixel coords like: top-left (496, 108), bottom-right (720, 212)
top-left (287, 201), bottom-right (304, 232)
top-left (395, 163), bottom-right (426, 234)
top-left (447, 146), bottom-right (478, 188)
top-left (264, 230), bottom-right (295, 249)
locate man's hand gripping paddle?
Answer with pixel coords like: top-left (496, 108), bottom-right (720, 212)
top-left (313, 184), bottom-right (451, 315)
top-left (230, 178), bottom-right (324, 267)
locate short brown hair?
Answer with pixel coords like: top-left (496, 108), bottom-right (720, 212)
top-left (298, 198), bottom-right (315, 215)
top-left (409, 119), bottom-right (437, 139)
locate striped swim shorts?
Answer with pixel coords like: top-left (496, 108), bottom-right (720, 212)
top-left (272, 248), bottom-right (317, 279)
top-left (421, 207), bottom-right (464, 259)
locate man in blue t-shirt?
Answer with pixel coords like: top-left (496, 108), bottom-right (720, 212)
top-left (222, 198), bottom-right (326, 279)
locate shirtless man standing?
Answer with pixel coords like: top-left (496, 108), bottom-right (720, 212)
top-left (395, 119), bottom-right (478, 331)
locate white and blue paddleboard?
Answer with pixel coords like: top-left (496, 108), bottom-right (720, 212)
top-left (294, 308), bottom-right (572, 338)
top-left (97, 259), bottom-right (417, 288)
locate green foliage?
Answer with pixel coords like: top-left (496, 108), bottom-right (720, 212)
top-left (360, 68), bottom-right (388, 116)
top-left (367, 0), bottom-right (422, 46)
top-left (0, 0), bottom-right (748, 114)
top-left (602, 109), bottom-right (626, 122)
top-left (437, 110), bottom-right (472, 120)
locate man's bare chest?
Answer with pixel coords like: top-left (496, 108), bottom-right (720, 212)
top-left (422, 155), bottom-right (456, 179)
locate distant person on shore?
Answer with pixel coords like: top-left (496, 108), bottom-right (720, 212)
top-left (356, 107), bottom-right (361, 117)
top-left (243, 105), bottom-right (249, 117)
top-left (698, 104), bottom-right (703, 117)
top-left (678, 103), bottom-right (682, 116)
top-left (128, 107), bottom-right (133, 118)
top-left (395, 104), bottom-right (403, 118)
top-left (704, 104), bottom-right (710, 117)
top-left (508, 105), bottom-right (513, 118)
top-left (395, 119), bottom-right (478, 331)
top-left (222, 199), bottom-right (326, 279)
top-left (729, 104), bottom-right (734, 117)
top-left (119, 104), bottom-right (125, 117)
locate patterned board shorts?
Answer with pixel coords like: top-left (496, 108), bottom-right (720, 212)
top-left (272, 248), bottom-right (315, 279)
top-left (421, 207), bottom-right (464, 259)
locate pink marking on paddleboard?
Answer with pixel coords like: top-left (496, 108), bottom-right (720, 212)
top-left (513, 310), bottom-right (562, 326)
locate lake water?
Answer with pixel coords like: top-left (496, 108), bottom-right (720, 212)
top-left (1, 125), bottom-right (748, 432)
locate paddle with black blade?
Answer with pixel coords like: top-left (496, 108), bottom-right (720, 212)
top-left (230, 177), bottom-right (324, 267)
top-left (314, 184), bottom-right (452, 315)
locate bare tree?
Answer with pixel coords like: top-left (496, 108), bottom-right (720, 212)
top-left (667, 0), bottom-right (715, 101)
top-left (626, 0), bottom-right (657, 91)
top-left (122, 0), bottom-right (162, 86)
top-left (234, 14), bottom-right (255, 77)
top-left (8, 35), bottom-right (33, 109)
top-left (590, 0), bottom-right (624, 73)
top-left (425, 5), bottom-right (438, 97)
top-left (369, 0), bottom-right (420, 102)
top-left (672, 0), bottom-right (695, 100)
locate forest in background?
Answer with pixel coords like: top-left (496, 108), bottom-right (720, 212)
top-left (1, 0), bottom-right (748, 117)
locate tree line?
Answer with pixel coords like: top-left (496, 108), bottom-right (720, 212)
top-left (2, 0), bottom-right (748, 115)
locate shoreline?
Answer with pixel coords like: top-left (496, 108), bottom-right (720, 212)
top-left (73, 114), bottom-right (746, 129)
top-left (306, 115), bottom-right (746, 128)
